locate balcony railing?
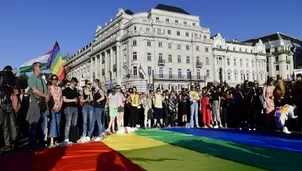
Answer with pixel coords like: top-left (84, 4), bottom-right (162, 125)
top-left (196, 61), bottom-right (203, 68)
top-left (158, 59), bottom-right (166, 66)
top-left (153, 74), bottom-right (204, 81)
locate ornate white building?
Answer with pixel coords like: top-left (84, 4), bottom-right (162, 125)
top-left (244, 32), bottom-right (297, 80)
top-left (212, 33), bottom-right (267, 87)
top-left (64, 4), bottom-right (267, 90)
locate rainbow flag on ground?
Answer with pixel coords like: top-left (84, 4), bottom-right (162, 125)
top-left (1, 128), bottom-right (301, 171)
top-left (47, 42), bottom-right (65, 80)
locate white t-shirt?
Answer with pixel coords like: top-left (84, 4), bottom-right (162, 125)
top-left (108, 92), bottom-right (118, 108)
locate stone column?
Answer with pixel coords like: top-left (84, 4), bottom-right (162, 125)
top-left (110, 48), bottom-right (114, 81)
top-left (105, 51), bottom-right (108, 82)
top-left (268, 55), bottom-right (275, 77)
top-left (212, 55), bottom-right (217, 82)
top-left (90, 58), bottom-right (93, 80)
top-left (116, 43), bottom-right (121, 85)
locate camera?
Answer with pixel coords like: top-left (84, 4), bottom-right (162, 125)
top-left (0, 66), bottom-right (16, 96)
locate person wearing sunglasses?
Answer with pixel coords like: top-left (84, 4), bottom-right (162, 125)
top-left (48, 75), bottom-right (63, 147)
top-left (26, 62), bottom-right (49, 150)
top-left (62, 77), bottom-right (79, 145)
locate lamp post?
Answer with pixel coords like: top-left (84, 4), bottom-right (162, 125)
top-left (189, 71), bottom-right (192, 87)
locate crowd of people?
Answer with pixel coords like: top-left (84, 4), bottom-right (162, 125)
top-left (1, 61), bottom-right (302, 152)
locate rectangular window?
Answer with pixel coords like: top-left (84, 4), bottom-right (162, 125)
top-left (168, 43), bottom-right (172, 49)
top-left (206, 57), bottom-right (209, 65)
top-left (196, 56), bottom-right (200, 62)
top-left (187, 69), bottom-right (191, 79)
top-left (148, 67), bottom-right (152, 75)
top-left (133, 52), bottom-right (137, 60)
top-left (177, 31), bottom-right (180, 36)
top-left (158, 42), bottom-right (162, 47)
top-left (240, 59), bottom-right (243, 67)
top-left (276, 65), bottom-right (279, 71)
top-left (186, 45), bottom-right (190, 50)
top-left (156, 17), bottom-right (159, 20)
top-left (147, 53), bottom-right (151, 61)
top-left (206, 70), bottom-right (210, 77)
top-left (197, 69), bottom-right (201, 79)
top-left (185, 32), bottom-right (189, 37)
top-left (147, 41), bottom-right (151, 46)
top-left (175, 20), bottom-right (178, 23)
top-left (169, 68), bottom-right (172, 78)
top-left (227, 58), bottom-right (230, 65)
top-left (178, 55), bottom-right (181, 63)
top-left (133, 66), bottom-right (138, 76)
top-left (168, 30), bottom-right (171, 34)
top-left (132, 40), bottom-right (137, 46)
top-left (159, 67), bottom-right (163, 78)
top-left (186, 56), bottom-right (190, 64)
top-left (166, 18), bottom-right (169, 22)
top-left (157, 28), bottom-right (161, 33)
top-left (159, 53), bottom-right (163, 61)
top-left (205, 47), bottom-right (209, 52)
top-left (177, 44), bottom-right (181, 50)
top-left (178, 69), bottom-right (182, 78)
top-left (184, 21), bottom-right (187, 25)
top-left (168, 55), bottom-right (172, 63)
top-left (146, 28), bottom-right (150, 32)
top-left (234, 59), bottom-right (236, 66)
top-left (196, 46), bottom-right (199, 51)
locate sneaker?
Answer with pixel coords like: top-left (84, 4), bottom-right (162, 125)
top-left (209, 125), bottom-right (213, 128)
top-left (282, 127), bottom-right (291, 134)
top-left (1, 145), bottom-right (11, 152)
top-left (77, 135), bottom-right (86, 143)
top-left (214, 125), bottom-right (219, 129)
top-left (60, 139), bottom-right (72, 146)
top-left (93, 137), bottom-right (103, 142)
top-left (219, 124), bottom-right (224, 128)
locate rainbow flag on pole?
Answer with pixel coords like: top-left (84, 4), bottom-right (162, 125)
top-left (47, 42), bottom-right (65, 80)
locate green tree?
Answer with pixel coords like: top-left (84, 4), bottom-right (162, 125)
top-left (18, 73), bottom-right (28, 89)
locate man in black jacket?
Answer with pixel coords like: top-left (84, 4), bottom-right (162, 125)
top-left (292, 74), bottom-right (302, 132)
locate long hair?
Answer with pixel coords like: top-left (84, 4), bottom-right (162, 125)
top-left (274, 79), bottom-right (286, 97)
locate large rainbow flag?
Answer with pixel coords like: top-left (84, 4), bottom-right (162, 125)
top-left (1, 128), bottom-right (302, 170)
top-left (47, 42), bottom-right (65, 80)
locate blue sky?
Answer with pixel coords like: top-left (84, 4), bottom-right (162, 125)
top-left (0, 0), bottom-right (301, 70)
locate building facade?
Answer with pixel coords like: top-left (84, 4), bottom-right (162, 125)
top-left (65, 4), bottom-right (213, 91)
top-left (244, 32), bottom-right (300, 80)
top-left (64, 4), bottom-right (268, 90)
top-left (212, 33), bottom-right (267, 87)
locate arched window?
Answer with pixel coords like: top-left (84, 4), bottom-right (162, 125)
top-left (227, 71), bottom-right (231, 80)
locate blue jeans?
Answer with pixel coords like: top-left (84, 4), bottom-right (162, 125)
top-left (190, 102), bottom-right (199, 127)
top-left (49, 110), bottom-right (61, 138)
top-left (64, 107), bottom-right (78, 140)
top-left (89, 108), bottom-right (104, 137)
top-left (82, 104), bottom-right (93, 136)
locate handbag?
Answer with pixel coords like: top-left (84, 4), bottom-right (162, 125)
top-left (37, 78), bottom-right (48, 112)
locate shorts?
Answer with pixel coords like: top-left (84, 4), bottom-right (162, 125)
top-left (154, 108), bottom-right (163, 119)
top-left (117, 107), bottom-right (124, 113)
top-left (109, 108), bottom-right (118, 117)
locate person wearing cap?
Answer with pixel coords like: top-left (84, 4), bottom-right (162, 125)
top-left (62, 77), bottom-right (79, 145)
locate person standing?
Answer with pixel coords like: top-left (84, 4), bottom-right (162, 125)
top-left (26, 62), bottom-right (49, 150)
top-left (107, 87), bottom-right (119, 133)
top-left (116, 85), bottom-right (126, 129)
top-left (62, 77), bottom-right (79, 145)
top-left (201, 88), bottom-right (212, 128)
top-left (211, 87), bottom-right (222, 128)
top-left (179, 88), bottom-right (189, 126)
top-left (78, 80), bottom-right (93, 143)
top-left (127, 87), bottom-right (140, 128)
top-left (141, 91), bottom-right (153, 129)
top-left (48, 75), bottom-right (63, 147)
top-left (89, 79), bottom-right (106, 141)
top-left (153, 87), bottom-right (163, 127)
top-left (189, 86), bottom-right (200, 128)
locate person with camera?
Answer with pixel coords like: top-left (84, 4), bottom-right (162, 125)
top-left (26, 62), bottom-right (49, 150)
top-left (1, 85), bottom-right (21, 152)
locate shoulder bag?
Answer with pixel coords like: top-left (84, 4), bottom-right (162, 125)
top-left (37, 78), bottom-right (48, 112)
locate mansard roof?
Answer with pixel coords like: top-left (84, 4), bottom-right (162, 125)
top-left (154, 4), bottom-right (190, 15)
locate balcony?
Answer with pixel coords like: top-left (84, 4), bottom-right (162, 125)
top-left (196, 61), bottom-right (203, 68)
top-left (157, 59), bottom-right (166, 66)
top-left (153, 74), bottom-right (205, 81)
